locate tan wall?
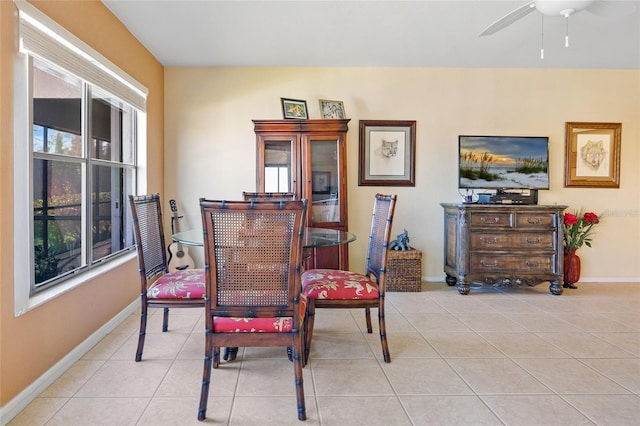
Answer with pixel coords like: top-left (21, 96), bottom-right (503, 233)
top-left (0, 0), bottom-right (164, 406)
top-left (164, 67), bottom-right (639, 281)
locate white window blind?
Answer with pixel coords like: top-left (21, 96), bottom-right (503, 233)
top-left (15, 0), bottom-right (147, 112)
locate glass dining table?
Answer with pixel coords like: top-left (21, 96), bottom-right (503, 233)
top-left (172, 227), bottom-right (356, 249)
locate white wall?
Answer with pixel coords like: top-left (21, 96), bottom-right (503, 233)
top-left (164, 67), bottom-right (640, 282)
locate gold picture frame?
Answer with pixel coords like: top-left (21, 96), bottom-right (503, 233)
top-left (564, 122), bottom-right (621, 188)
top-left (319, 99), bottom-right (346, 119)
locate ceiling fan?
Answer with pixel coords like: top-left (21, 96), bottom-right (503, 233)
top-left (479, 0), bottom-right (624, 36)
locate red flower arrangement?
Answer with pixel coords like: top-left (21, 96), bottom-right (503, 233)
top-left (562, 210), bottom-right (601, 249)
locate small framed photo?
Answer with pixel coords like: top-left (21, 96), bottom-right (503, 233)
top-left (319, 99), bottom-right (346, 119)
top-left (281, 98), bottom-right (308, 119)
top-left (564, 122), bottom-right (621, 188)
top-left (358, 120), bottom-right (416, 186)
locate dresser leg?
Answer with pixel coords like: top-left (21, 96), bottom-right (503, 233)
top-left (549, 281), bottom-right (563, 295)
top-left (457, 278), bottom-right (470, 295)
top-left (445, 274), bottom-right (457, 286)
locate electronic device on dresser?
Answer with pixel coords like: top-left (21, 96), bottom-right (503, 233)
top-left (459, 135), bottom-right (549, 205)
top-left (167, 199), bottom-right (195, 271)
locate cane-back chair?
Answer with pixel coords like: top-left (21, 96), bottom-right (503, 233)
top-left (129, 194), bottom-right (205, 362)
top-left (301, 193), bottom-right (397, 363)
top-left (218, 191), bottom-right (299, 362)
top-left (198, 199), bottom-right (308, 421)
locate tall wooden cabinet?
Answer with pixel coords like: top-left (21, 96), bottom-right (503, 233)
top-left (253, 119), bottom-right (350, 270)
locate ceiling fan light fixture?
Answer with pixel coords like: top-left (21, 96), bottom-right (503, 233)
top-left (562, 9), bottom-right (574, 47)
top-left (540, 14), bottom-right (545, 59)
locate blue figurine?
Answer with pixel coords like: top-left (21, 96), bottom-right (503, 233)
top-left (389, 229), bottom-right (411, 251)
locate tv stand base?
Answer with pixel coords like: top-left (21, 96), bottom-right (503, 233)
top-left (441, 203), bottom-right (567, 296)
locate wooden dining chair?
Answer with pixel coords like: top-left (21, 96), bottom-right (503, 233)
top-left (219, 191), bottom-right (299, 362)
top-left (198, 198), bottom-right (308, 421)
top-left (128, 194), bottom-right (205, 362)
top-left (301, 193), bottom-right (397, 363)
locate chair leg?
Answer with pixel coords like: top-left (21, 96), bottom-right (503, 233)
top-left (378, 307), bottom-right (391, 363)
top-left (213, 347), bottom-right (221, 369)
top-left (162, 307), bottom-right (169, 332)
top-left (304, 300), bottom-right (316, 364)
top-left (293, 332), bottom-right (307, 421)
top-left (135, 302), bottom-right (148, 362)
top-left (198, 331), bottom-right (213, 421)
top-left (223, 347), bottom-right (238, 361)
top-left (364, 307), bottom-right (373, 333)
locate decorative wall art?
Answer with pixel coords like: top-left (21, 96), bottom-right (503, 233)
top-left (319, 99), bottom-right (346, 119)
top-left (281, 98), bottom-right (308, 119)
top-left (565, 122), bottom-right (621, 188)
top-left (358, 120), bottom-right (416, 186)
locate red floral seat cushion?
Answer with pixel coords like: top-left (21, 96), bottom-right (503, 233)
top-left (301, 269), bottom-right (379, 300)
top-left (213, 294), bottom-right (307, 333)
top-left (147, 269), bottom-right (206, 299)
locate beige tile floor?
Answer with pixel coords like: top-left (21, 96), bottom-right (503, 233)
top-left (9, 282), bottom-right (640, 425)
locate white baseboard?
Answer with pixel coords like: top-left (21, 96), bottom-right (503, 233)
top-left (0, 299), bottom-right (138, 426)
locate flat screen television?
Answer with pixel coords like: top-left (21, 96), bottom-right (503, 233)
top-left (459, 135), bottom-right (549, 191)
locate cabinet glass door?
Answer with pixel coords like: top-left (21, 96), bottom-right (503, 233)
top-left (263, 140), bottom-right (294, 193)
top-left (309, 139), bottom-right (340, 225)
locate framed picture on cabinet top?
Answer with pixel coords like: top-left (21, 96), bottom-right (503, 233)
top-left (281, 98), bottom-right (308, 119)
top-left (319, 99), bottom-right (346, 119)
top-left (564, 122), bottom-right (621, 188)
top-left (358, 120), bottom-right (416, 186)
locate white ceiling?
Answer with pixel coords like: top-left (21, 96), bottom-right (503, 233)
top-left (102, 0), bottom-right (640, 69)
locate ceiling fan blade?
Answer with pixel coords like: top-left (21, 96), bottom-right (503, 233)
top-left (480, 0), bottom-right (536, 36)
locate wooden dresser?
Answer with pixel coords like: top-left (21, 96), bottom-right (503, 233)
top-left (441, 203), bottom-right (567, 295)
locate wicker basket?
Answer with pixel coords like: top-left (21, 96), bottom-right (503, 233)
top-left (386, 249), bottom-right (422, 292)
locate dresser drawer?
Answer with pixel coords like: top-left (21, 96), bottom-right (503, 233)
top-left (470, 212), bottom-right (511, 227)
top-left (471, 232), bottom-right (554, 250)
top-left (470, 254), bottom-right (554, 273)
top-left (515, 212), bottom-right (555, 228)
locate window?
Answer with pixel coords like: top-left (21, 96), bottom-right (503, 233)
top-left (31, 58), bottom-right (137, 291)
top-left (14, 1), bottom-right (147, 306)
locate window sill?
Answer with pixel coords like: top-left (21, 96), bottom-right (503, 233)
top-left (15, 252), bottom-right (137, 317)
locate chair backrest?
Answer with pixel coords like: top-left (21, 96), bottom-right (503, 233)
top-left (199, 199), bottom-right (307, 320)
top-left (242, 191), bottom-right (297, 201)
top-left (129, 194), bottom-right (168, 284)
top-left (365, 194), bottom-right (398, 290)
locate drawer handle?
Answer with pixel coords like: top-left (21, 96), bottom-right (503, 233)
top-left (525, 260), bottom-right (541, 268)
top-left (526, 217), bottom-right (542, 224)
top-left (480, 260), bottom-right (499, 268)
top-left (525, 237), bottom-right (542, 244)
top-left (479, 236), bottom-right (499, 244)
top-left (480, 217), bottom-right (500, 224)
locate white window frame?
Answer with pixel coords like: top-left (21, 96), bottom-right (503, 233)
top-left (13, 0), bottom-right (148, 315)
